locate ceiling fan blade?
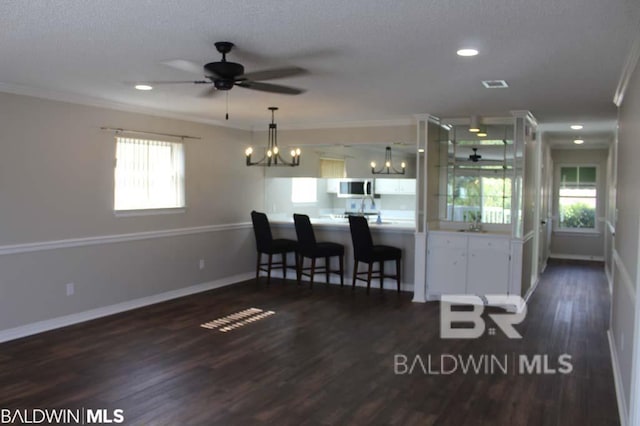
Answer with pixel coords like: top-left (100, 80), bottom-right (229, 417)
top-left (126, 80), bottom-right (211, 85)
top-left (239, 66), bottom-right (308, 81)
top-left (236, 81), bottom-right (305, 95)
top-left (162, 59), bottom-right (205, 76)
top-left (198, 86), bottom-right (219, 97)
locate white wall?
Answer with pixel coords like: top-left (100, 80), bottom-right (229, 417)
top-left (0, 92), bottom-right (262, 334)
top-left (549, 148), bottom-right (609, 259)
top-left (609, 44), bottom-right (640, 425)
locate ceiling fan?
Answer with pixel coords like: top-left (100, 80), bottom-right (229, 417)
top-left (469, 148), bottom-right (482, 162)
top-left (141, 41), bottom-right (308, 99)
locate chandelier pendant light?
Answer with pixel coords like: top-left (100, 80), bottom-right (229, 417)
top-left (370, 146), bottom-right (406, 175)
top-left (245, 107), bottom-right (301, 167)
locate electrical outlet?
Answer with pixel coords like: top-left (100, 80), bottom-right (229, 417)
top-left (199, 259), bottom-right (205, 270)
top-left (66, 282), bottom-right (75, 296)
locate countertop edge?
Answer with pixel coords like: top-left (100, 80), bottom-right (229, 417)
top-left (271, 220), bottom-right (416, 234)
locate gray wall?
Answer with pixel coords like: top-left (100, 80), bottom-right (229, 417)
top-left (0, 92), bottom-right (262, 332)
top-left (549, 148), bottom-right (609, 259)
top-left (610, 52), bottom-right (640, 418)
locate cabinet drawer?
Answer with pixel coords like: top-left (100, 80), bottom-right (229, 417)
top-left (429, 234), bottom-right (467, 249)
top-left (468, 237), bottom-right (510, 252)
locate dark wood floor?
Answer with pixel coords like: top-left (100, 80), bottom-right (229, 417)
top-left (0, 260), bottom-right (619, 425)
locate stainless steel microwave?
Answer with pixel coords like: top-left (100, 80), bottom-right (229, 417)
top-left (337, 179), bottom-right (374, 198)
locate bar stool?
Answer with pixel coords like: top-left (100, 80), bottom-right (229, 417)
top-left (250, 211), bottom-right (298, 285)
top-left (293, 214), bottom-right (344, 287)
top-left (348, 215), bottom-right (402, 293)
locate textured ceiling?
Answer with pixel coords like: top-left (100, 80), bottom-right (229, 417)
top-left (0, 0), bottom-right (638, 133)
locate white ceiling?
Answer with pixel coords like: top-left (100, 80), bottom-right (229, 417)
top-left (1, 0), bottom-right (638, 133)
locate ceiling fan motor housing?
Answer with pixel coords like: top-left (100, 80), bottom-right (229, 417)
top-left (204, 61), bottom-right (244, 78)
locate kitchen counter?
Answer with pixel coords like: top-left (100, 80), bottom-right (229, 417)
top-left (427, 222), bottom-right (511, 237)
top-left (268, 216), bottom-right (416, 290)
top-left (271, 217), bottom-right (415, 233)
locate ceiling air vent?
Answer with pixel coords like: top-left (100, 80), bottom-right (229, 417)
top-left (482, 80), bottom-right (509, 89)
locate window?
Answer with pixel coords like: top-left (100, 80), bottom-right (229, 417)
top-left (447, 173), bottom-right (512, 224)
top-left (291, 178), bottom-right (317, 203)
top-left (114, 137), bottom-right (185, 211)
top-left (557, 165), bottom-right (597, 230)
top-left (319, 158), bottom-right (345, 178)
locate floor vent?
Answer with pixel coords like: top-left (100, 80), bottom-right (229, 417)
top-left (201, 308), bottom-right (275, 333)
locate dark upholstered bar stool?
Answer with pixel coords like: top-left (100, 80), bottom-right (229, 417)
top-left (348, 215), bottom-right (402, 293)
top-left (250, 211), bottom-right (298, 285)
top-left (293, 214), bottom-right (344, 287)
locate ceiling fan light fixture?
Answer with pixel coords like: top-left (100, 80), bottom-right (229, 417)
top-left (245, 107), bottom-right (301, 167)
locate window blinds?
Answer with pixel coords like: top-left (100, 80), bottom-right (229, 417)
top-left (114, 137), bottom-right (185, 210)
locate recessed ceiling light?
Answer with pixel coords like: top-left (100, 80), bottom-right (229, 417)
top-left (457, 48), bottom-right (479, 57)
top-left (418, 148), bottom-right (425, 153)
top-left (135, 84), bottom-right (153, 91)
top-left (573, 139), bottom-right (584, 145)
top-left (477, 132), bottom-right (487, 137)
top-left (570, 124), bottom-right (583, 130)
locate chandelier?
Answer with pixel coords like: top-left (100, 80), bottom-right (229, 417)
top-left (245, 107), bottom-right (300, 167)
top-left (370, 146), bottom-right (406, 175)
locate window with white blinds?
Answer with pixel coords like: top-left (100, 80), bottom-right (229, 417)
top-left (114, 137), bottom-right (185, 211)
top-left (319, 158), bottom-right (346, 178)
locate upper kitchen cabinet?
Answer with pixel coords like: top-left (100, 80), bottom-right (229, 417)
top-left (375, 178), bottom-right (416, 195)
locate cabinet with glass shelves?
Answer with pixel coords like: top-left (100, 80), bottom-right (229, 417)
top-left (434, 123), bottom-right (516, 225)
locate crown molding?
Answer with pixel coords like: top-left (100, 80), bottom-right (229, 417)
top-left (614, 28), bottom-right (640, 107)
top-left (268, 117), bottom-right (414, 131)
top-left (0, 83), bottom-right (420, 133)
top-left (0, 83), bottom-right (252, 131)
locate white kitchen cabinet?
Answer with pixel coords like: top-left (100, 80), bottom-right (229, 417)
top-left (466, 237), bottom-right (510, 295)
top-left (326, 178), bottom-right (340, 193)
top-left (396, 179), bottom-right (416, 194)
top-left (375, 178), bottom-right (416, 195)
top-left (426, 232), bottom-right (511, 297)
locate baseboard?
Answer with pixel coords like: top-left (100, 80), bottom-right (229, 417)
top-left (524, 274), bottom-right (541, 305)
top-left (608, 329), bottom-right (629, 426)
top-left (0, 272), bottom-right (253, 344)
top-left (267, 269), bottom-right (414, 293)
top-left (549, 253), bottom-right (605, 262)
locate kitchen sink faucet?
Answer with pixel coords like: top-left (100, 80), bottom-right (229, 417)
top-left (359, 194), bottom-right (377, 214)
